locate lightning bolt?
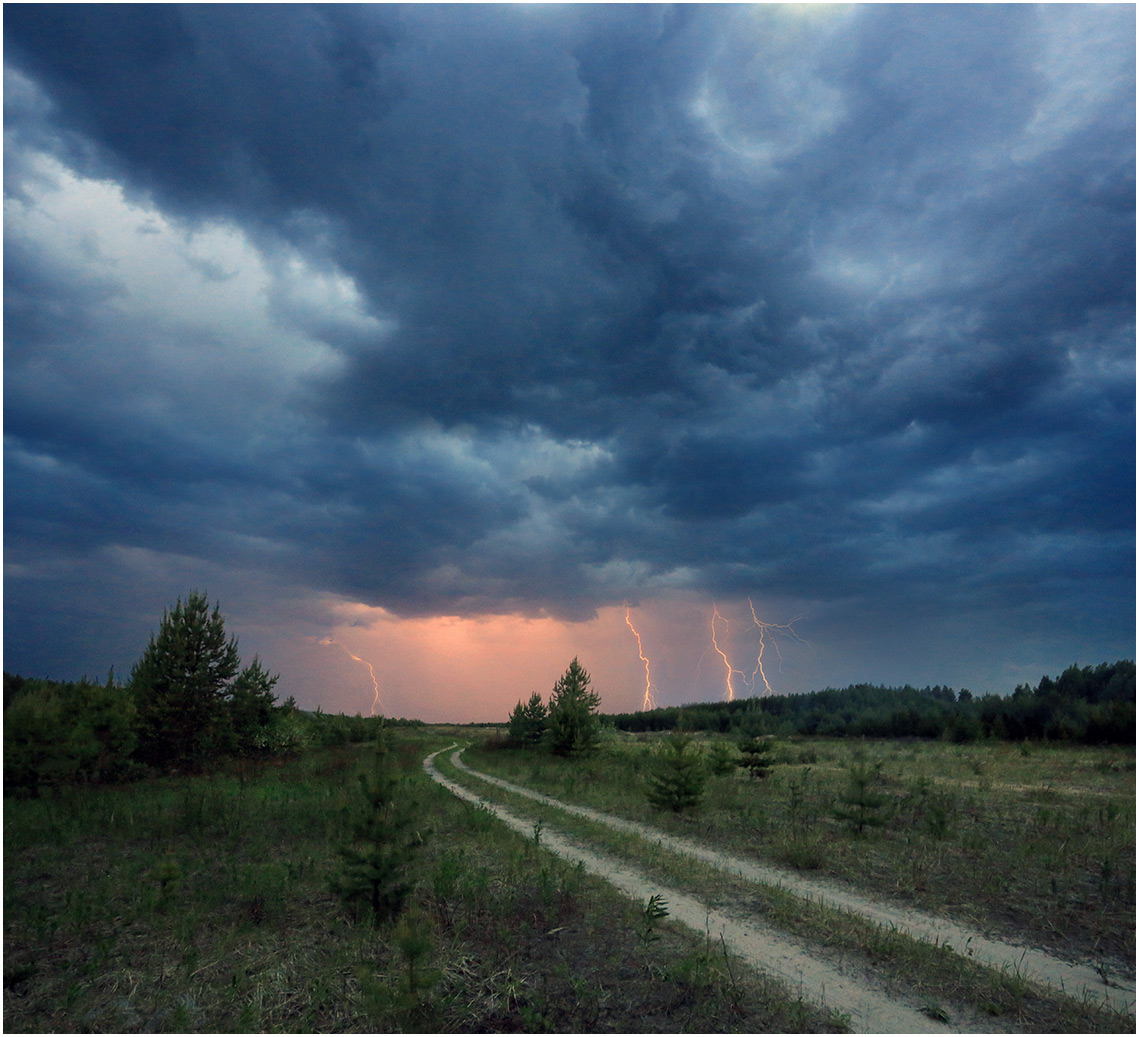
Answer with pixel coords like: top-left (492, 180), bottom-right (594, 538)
top-left (624, 606), bottom-right (657, 711)
top-left (746, 598), bottom-right (808, 696)
top-left (710, 604), bottom-right (745, 702)
top-left (320, 637), bottom-right (381, 716)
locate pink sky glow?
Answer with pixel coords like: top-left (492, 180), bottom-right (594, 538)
top-left (268, 598), bottom-right (818, 724)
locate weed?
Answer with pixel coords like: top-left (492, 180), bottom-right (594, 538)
top-left (922, 796), bottom-right (954, 840)
top-left (637, 893), bottom-right (670, 952)
top-left (921, 996), bottom-right (950, 1023)
top-left (146, 850), bottom-right (183, 911)
top-left (786, 767), bottom-right (815, 827)
top-left (430, 852), bottom-right (464, 926)
top-left (778, 831), bottom-right (826, 871)
top-left (394, 908), bottom-right (439, 1001)
top-left (828, 1007), bottom-right (853, 1028)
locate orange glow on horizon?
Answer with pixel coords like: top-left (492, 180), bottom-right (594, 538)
top-left (317, 604), bottom-right (621, 722)
top-left (299, 597), bottom-right (810, 722)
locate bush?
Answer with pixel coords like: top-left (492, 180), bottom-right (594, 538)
top-left (737, 737), bottom-right (775, 779)
top-left (706, 740), bottom-right (739, 776)
top-left (4, 676), bottom-right (139, 794)
top-left (508, 691), bottom-right (548, 746)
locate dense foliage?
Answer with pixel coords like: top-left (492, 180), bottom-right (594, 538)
top-left (507, 690), bottom-right (548, 746)
top-left (610, 661), bottom-right (1135, 744)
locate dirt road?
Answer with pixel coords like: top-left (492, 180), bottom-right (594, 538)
top-left (426, 746), bottom-right (976, 1034)
top-left (443, 746), bottom-right (1135, 1017)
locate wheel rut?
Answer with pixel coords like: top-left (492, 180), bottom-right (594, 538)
top-left (444, 746), bottom-right (1135, 1017)
top-left (427, 746), bottom-right (966, 1034)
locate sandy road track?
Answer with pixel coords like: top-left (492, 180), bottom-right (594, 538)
top-left (444, 747), bottom-right (1135, 1017)
top-left (427, 746), bottom-right (966, 1034)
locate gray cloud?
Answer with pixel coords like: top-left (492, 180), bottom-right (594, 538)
top-left (4, 4), bottom-right (1133, 694)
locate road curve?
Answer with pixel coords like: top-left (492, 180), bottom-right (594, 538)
top-left (425, 745), bottom-right (954, 1034)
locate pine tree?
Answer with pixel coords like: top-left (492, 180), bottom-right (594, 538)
top-left (546, 657), bottom-right (601, 757)
top-left (508, 691), bottom-right (548, 746)
top-left (833, 760), bottom-right (891, 834)
top-left (226, 656), bottom-right (280, 755)
top-left (738, 737), bottom-right (775, 779)
top-left (131, 592), bottom-right (240, 770)
top-left (332, 728), bottom-right (422, 925)
top-left (646, 732), bottom-right (708, 812)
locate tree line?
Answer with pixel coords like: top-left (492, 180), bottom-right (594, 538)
top-left (608, 660), bottom-right (1134, 744)
top-left (3, 591), bottom-right (419, 796)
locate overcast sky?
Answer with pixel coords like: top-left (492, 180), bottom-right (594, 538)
top-left (4, 4), bottom-right (1134, 722)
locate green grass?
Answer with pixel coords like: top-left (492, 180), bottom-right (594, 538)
top-left (4, 733), bottom-right (841, 1033)
top-left (463, 734), bottom-right (1136, 968)
top-left (435, 743), bottom-right (1135, 1033)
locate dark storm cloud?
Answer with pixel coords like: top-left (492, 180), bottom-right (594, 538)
top-left (4, 4), bottom-right (1134, 682)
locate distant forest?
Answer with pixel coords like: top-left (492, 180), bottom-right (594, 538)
top-left (609, 661), bottom-right (1135, 745)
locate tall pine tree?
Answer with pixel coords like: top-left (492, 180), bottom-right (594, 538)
top-left (131, 592), bottom-right (240, 770)
top-left (546, 657), bottom-right (601, 757)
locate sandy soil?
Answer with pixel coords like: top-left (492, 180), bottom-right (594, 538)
top-left (426, 746), bottom-right (982, 1034)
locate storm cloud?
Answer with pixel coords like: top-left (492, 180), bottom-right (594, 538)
top-left (4, 4), bottom-right (1133, 708)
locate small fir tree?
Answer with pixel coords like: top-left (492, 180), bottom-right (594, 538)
top-left (508, 691), bottom-right (548, 746)
top-left (706, 740), bottom-right (739, 777)
top-left (646, 732), bottom-right (708, 812)
top-left (833, 760), bottom-right (891, 834)
top-left (546, 658), bottom-right (601, 757)
top-left (331, 727), bottom-right (423, 925)
top-left (738, 737), bottom-right (775, 779)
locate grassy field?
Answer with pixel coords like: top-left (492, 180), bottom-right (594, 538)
top-left (4, 731), bottom-right (843, 1033)
top-left (5, 729), bottom-right (1133, 1032)
top-left (464, 732), bottom-right (1136, 972)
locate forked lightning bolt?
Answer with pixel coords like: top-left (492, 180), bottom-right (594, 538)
top-left (320, 638), bottom-right (381, 716)
top-left (746, 598), bottom-right (808, 696)
top-left (625, 606), bottom-right (657, 710)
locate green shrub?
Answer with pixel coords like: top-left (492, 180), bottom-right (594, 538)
top-left (3, 677), bottom-right (138, 794)
top-left (646, 732), bottom-right (708, 813)
top-left (706, 740), bottom-right (739, 776)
